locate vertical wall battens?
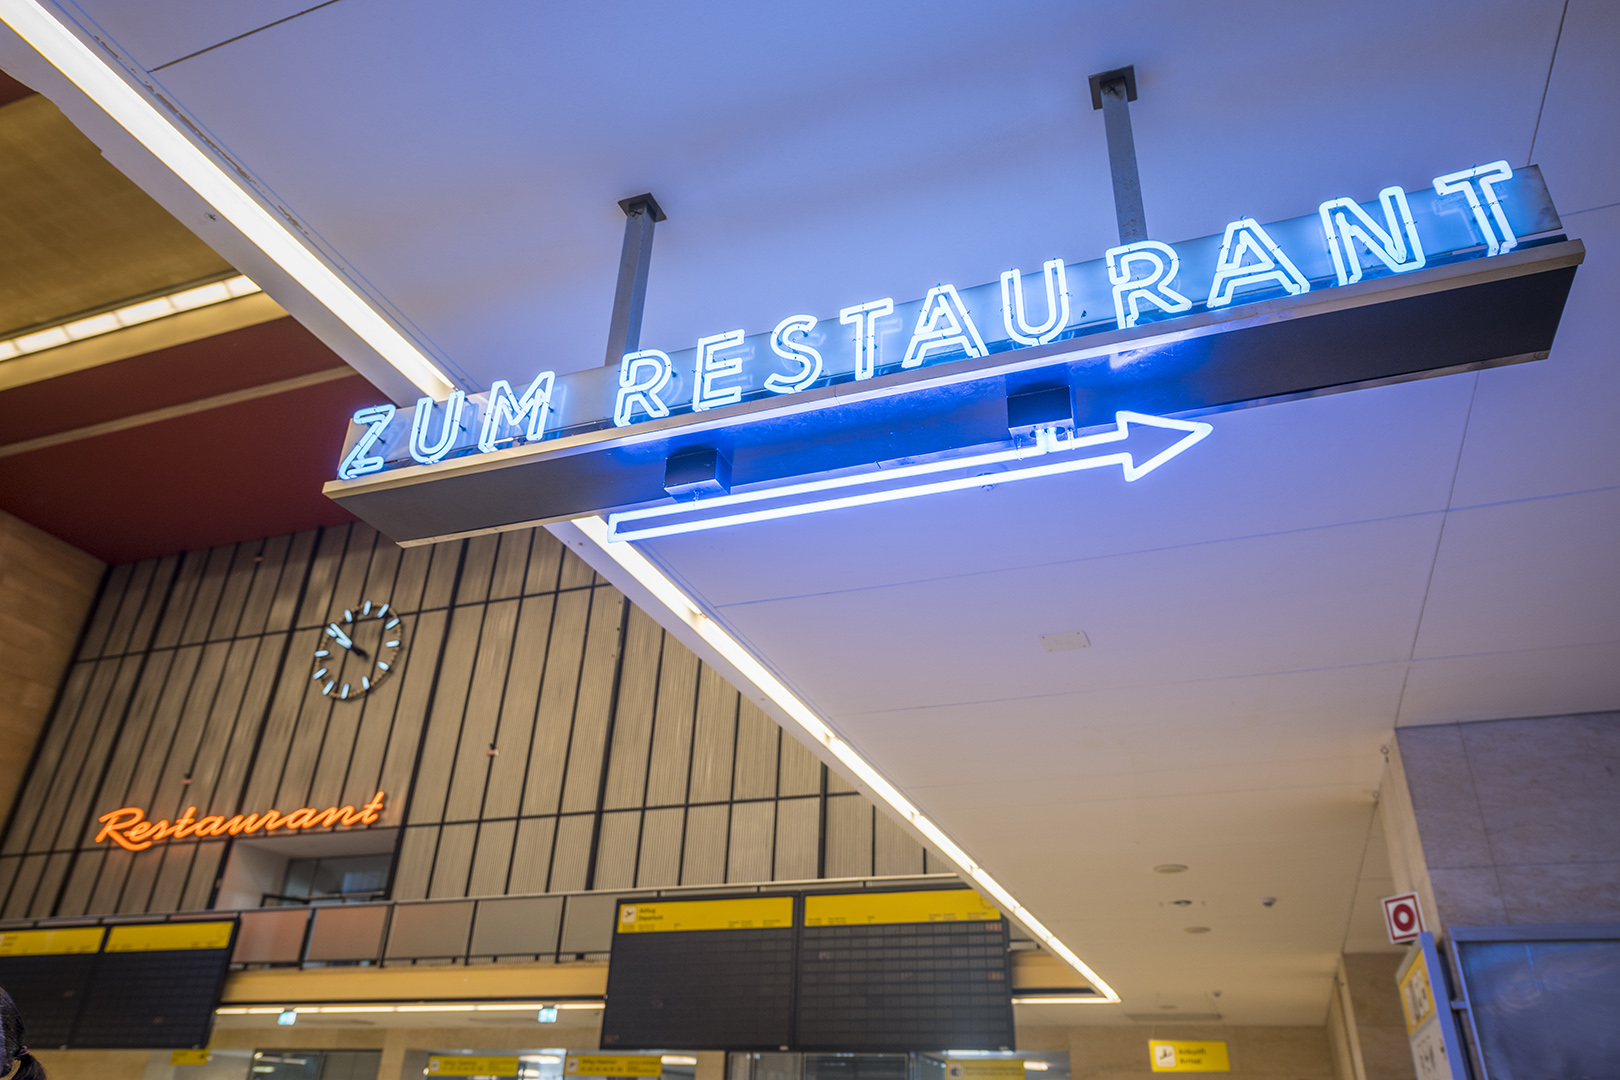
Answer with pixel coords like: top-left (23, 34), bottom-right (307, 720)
top-left (0, 525), bottom-right (931, 918)
top-left (386, 535), bottom-right (469, 901)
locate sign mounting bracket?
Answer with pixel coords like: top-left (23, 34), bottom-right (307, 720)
top-left (1090, 65), bottom-right (1146, 245)
top-left (605, 192), bottom-right (667, 366)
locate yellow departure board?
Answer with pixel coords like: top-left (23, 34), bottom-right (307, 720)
top-left (616, 897), bottom-right (792, 933)
top-left (803, 889), bottom-right (1001, 926)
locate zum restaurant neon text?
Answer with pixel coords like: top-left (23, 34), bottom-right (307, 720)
top-left (333, 161), bottom-right (1557, 481)
top-left (95, 791), bottom-right (387, 851)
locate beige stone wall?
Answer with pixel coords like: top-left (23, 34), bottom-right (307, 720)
top-left (0, 509), bottom-right (102, 833)
top-left (1393, 713), bottom-right (1620, 927)
top-left (1020, 1024), bottom-right (1336, 1080)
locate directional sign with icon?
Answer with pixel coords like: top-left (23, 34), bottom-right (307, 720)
top-left (1148, 1041), bottom-right (1229, 1072)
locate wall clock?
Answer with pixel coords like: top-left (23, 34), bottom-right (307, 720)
top-left (311, 598), bottom-right (405, 700)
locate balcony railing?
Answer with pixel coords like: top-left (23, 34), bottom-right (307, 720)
top-left (0, 873), bottom-right (963, 970)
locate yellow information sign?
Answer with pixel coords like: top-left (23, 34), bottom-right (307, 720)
top-left (427, 1057), bottom-right (521, 1077)
top-left (804, 889), bottom-right (1001, 927)
top-left (0, 927), bottom-right (105, 956)
top-left (946, 1060), bottom-right (1026, 1080)
top-left (1398, 947), bottom-right (1437, 1036)
top-left (1149, 1041), bottom-right (1230, 1072)
top-left (616, 897), bottom-right (792, 933)
top-left (170, 1050), bottom-right (211, 1066)
top-left (105, 921), bottom-right (234, 952)
top-left (565, 1055), bottom-right (664, 1076)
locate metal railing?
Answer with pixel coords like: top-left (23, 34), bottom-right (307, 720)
top-left (0, 874), bottom-right (963, 970)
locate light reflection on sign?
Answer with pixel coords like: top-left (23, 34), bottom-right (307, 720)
top-left (332, 160), bottom-right (1558, 482)
top-left (94, 791), bottom-right (385, 851)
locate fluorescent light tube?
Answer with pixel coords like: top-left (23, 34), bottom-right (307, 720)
top-left (0, 0), bottom-right (456, 399)
top-left (568, 514), bottom-right (1121, 1003)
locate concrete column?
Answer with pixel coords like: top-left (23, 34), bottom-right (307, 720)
top-left (1386, 711), bottom-right (1620, 928)
top-left (376, 1029), bottom-right (408, 1080)
top-left (1330, 955), bottom-right (1418, 1080)
top-left (696, 1051), bottom-right (727, 1080)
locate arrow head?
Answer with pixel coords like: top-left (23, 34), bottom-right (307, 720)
top-left (1114, 411), bottom-right (1213, 480)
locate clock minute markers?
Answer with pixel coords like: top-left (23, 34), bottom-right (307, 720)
top-left (315, 600), bottom-right (404, 700)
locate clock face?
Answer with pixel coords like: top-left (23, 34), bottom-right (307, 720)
top-left (311, 599), bottom-right (405, 701)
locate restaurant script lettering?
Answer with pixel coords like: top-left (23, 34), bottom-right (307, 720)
top-left (95, 791), bottom-right (386, 851)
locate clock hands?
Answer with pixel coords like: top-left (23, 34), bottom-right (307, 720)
top-left (325, 622), bottom-right (370, 660)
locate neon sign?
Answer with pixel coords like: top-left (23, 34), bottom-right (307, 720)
top-left (324, 159), bottom-right (1577, 548)
top-left (333, 160), bottom-right (1558, 481)
top-left (94, 791), bottom-right (386, 852)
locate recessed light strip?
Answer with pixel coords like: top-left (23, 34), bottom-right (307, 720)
top-left (0, 275), bottom-right (261, 361)
top-left (216, 1001), bottom-right (604, 1015)
top-left (0, 0), bottom-right (457, 399)
top-left (566, 514), bottom-right (1120, 1003)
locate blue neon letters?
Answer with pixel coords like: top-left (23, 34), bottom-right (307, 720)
top-left (336, 404), bottom-right (396, 479)
top-left (335, 160), bottom-right (1556, 478)
top-left (479, 370), bottom-right (555, 452)
top-left (409, 390), bottom-right (466, 465)
top-left (615, 350), bottom-right (674, 426)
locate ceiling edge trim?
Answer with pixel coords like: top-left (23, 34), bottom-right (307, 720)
top-left (0, 364), bottom-right (355, 458)
top-left (548, 514), bottom-right (1122, 1004)
top-left (0, 0), bottom-right (457, 400)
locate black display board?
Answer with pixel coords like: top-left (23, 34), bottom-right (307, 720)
top-left (0, 920), bottom-right (236, 1049)
top-left (0, 953), bottom-right (95, 1046)
top-left (602, 895), bottom-right (796, 1050)
top-left (796, 918), bottom-right (1013, 1052)
top-left (601, 889), bottom-right (1017, 1052)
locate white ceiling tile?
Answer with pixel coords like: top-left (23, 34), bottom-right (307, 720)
top-left (1412, 485), bottom-right (1620, 659)
top-left (718, 514), bottom-right (1442, 716)
top-left (1448, 203), bottom-right (1620, 506)
top-left (67, 0), bottom-right (320, 70)
top-left (840, 662), bottom-right (1404, 793)
top-left (123, 1), bottom-right (1563, 386)
top-left (1398, 640), bottom-right (1620, 727)
top-left (1524, 0), bottom-right (1620, 216)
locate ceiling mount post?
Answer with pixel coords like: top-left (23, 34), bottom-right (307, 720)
top-left (604, 193), bottom-right (667, 366)
top-left (1089, 66), bottom-right (1145, 245)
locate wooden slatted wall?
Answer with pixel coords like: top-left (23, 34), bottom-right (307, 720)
top-left (0, 524), bottom-right (931, 917)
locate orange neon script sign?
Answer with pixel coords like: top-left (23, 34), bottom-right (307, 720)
top-left (95, 791), bottom-right (386, 852)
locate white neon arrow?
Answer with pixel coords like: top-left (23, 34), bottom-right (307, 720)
top-left (1041, 410), bottom-right (1214, 480)
top-left (607, 410), bottom-right (1213, 541)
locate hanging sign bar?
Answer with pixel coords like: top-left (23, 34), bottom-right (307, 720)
top-left (325, 160), bottom-right (1579, 545)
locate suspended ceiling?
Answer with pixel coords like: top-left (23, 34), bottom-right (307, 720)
top-left (2, 0), bottom-right (1618, 1026)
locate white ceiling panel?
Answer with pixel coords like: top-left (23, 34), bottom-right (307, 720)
top-left (708, 513), bottom-right (1443, 716)
top-left (67, 0), bottom-right (319, 71)
top-left (840, 662), bottom-right (1405, 794)
top-left (1521, 0), bottom-right (1620, 217)
top-left (1398, 641), bottom-right (1620, 727)
top-left (1449, 204), bottom-right (1620, 507)
top-left (1412, 486), bottom-right (1620, 658)
top-left (78, 0), bottom-right (1567, 388)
